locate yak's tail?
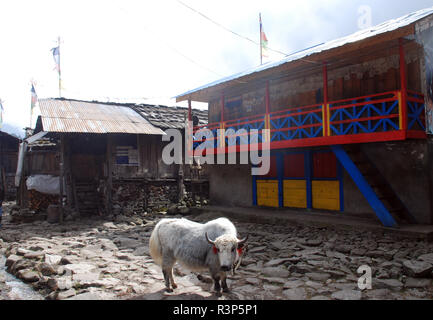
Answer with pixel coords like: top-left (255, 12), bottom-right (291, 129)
top-left (149, 221), bottom-right (163, 266)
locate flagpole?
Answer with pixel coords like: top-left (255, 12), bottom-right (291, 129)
top-left (30, 84), bottom-right (33, 128)
top-left (58, 36), bottom-right (62, 98)
top-left (259, 13), bottom-right (263, 65)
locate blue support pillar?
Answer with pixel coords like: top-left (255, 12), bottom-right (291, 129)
top-left (331, 145), bottom-right (397, 228)
top-left (252, 166), bottom-right (257, 206)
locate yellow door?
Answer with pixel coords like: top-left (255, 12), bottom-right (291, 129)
top-left (312, 180), bottom-right (340, 211)
top-left (283, 180), bottom-right (307, 208)
top-left (256, 180), bottom-right (279, 208)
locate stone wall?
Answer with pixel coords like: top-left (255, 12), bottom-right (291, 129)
top-left (208, 164), bottom-right (252, 207)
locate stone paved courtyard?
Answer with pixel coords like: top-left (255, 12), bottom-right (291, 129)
top-left (1, 202), bottom-right (433, 300)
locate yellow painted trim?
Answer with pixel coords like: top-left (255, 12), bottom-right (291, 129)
top-left (264, 114), bottom-right (271, 142)
top-left (220, 122), bottom-right (225, 148)
top-left (322, 104), bottom-right (326, 137)
top-left (398, 92), bottom-right (403, 130)
top-left (326, 104), bottom-right (331, 137)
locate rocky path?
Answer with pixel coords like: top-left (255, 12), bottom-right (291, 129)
top-left (1, 204), bottom-right (433, 300)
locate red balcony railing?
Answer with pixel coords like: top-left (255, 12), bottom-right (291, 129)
top-left (192, 90), bottom-right (426, 154)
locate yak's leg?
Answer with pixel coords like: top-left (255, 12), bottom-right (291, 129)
top-left (169, 267), bottom-right (178, 289)
top-left (162, 269), bottom-right (173, 292)
top-left (162, 253), bottom-right (176, 292)
top-left (221, 272), bottom-right (230, 293)
top-left (210, 267), bottom-right (222, 297)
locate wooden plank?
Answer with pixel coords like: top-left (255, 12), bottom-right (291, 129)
top-left (59, 135), bottom-right (65, 223)
top-left (256, 180), bottom-right (279, 208)
top-left (106, 134), bottom-right (113, 216)
top-left (283, 180), bottom-right (307, 208)
top-left (312, 180), bottom-right (340, 211)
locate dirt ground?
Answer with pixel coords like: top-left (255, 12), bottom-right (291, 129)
top-left (1, 201), bottom-right (433, 300)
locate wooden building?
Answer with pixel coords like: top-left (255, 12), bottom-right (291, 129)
top-left (0, 131), bottom-right (20, 200)
top-left (18, 98), bottom-right (208, 218)
top-left (176, 7), bottom-right (433, 227)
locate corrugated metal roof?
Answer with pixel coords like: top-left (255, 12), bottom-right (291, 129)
top-left (38, 99), bottom-right (165, 135)
top-left (176, 6), bottom-right (433, 101)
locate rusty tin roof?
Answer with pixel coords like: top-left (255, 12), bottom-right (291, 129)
top-left (38, 99), bottom-right (165, 135)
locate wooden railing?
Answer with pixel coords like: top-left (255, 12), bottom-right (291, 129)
top-left (192, 90), bottom-right (426, 154)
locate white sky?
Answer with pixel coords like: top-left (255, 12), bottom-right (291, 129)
top-left (0, 0), bottom-right (432, 134)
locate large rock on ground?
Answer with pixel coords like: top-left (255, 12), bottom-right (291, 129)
top-left (45, 254), bottom-right (62, 265)
top-left (64, 263), bottom-right (98, 275)
top-left (261, 266), bottom-right (290, 278)
top-left (404, 278), bottom-right (432, 288)
top-left (5, 254), bottom-right (21, 268)
top-left (402, 260), bottom-right (433, 278)
top-left (17, 269), bottom-right (40, 283)
top-left (374, 279), bottom-right (403, 290)
top-left (331, 290), bottom-right (362, 300)
top-left (282, 287), bottom-right (307, 300)
top-left (418, 253), bottom-right (433, 265)
top-left (37, 262), bottom-right (56, 276)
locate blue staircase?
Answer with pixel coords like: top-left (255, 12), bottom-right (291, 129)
top-left (331, 145), bottom-right (414, 228)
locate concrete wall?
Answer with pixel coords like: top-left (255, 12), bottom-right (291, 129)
top-left (364, 140), bottom-right (431, 224)
top-left (342, 140), bottom-right (432, 224)
top-left (208, 164), bottom-right (252, 207)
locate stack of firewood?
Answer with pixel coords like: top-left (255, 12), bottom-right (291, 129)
top-left (29, 190), bottom-right (59, 212)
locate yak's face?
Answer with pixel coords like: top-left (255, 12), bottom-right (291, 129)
top-left (213, 235), bottom-right (239, 272)
top-left (208, 234), bottom-right (247, 273)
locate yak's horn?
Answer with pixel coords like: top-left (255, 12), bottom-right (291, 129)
top-left (205, 232), bottom-right (215, 245)
top-left (237, 234), bottom-right (249, 245)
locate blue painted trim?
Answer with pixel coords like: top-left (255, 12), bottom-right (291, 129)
top-left (252, 173), bottom-right (257, 206)
top-left (337, 160), bottom-right (344, 212)
top-left (331, 145), bottom-right (397, 227)
top-left (305, 150), bottom-right (313, 209)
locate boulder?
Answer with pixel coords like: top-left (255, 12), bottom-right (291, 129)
top-left (45, 254), bottom-right (63, 265)
top-left (63, 263), bottom-right (98, 275)
top-left (57, 289), bottom-right (76, 300)
top-left (331, 290), bottom-right (362, 300)
top-left (5, 254), bottom-right (21, 268)
top-left (402, 260), bottom-right (433, 278)
top-left (17, 270), bottom-right (40, 283)
top-left (37, 262), bottom-right (56, 276)
top-left (261, 266), bottom-right (290, 278)
top-left (282, 287), bottom-right (307, 300)
top-left (404, 277), bottom-right (432, 288)
top-left (305, 272), bottom-right (331, 282)
top-left (418, 253), bottom-right (433, 265)
top-left (374, 279), bottom-right (403, 290)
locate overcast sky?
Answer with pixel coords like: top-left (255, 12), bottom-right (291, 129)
top-left (0, 0), bottom-right (432, 134)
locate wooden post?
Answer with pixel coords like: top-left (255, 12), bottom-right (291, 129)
top-left (220, 94), bottom-right (225, 149)
top-left (59, 135), bottom-right (65, 223)
top-left (106, 134), bottom-right (113, 216)
top-left (399, 38), bottom-right (408, 134)
top-left (188, 99), bottom-right (192, 122)
top-left (323, 62), bottom-right (329, 137)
